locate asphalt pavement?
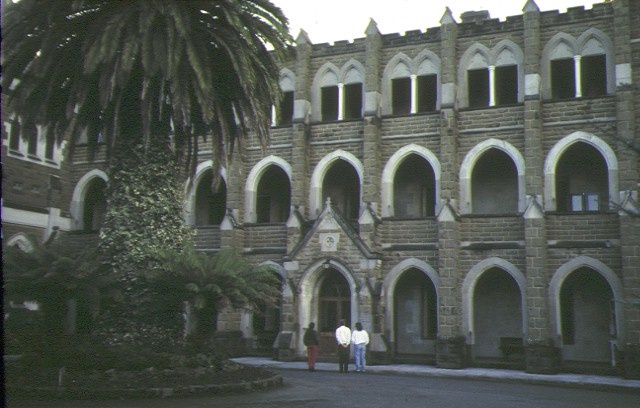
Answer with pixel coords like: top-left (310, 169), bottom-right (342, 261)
top-left (231, 356), bottom-right (640, 393)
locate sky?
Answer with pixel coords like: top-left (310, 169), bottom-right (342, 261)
top-left (270, 0), bottom-right (601, 44)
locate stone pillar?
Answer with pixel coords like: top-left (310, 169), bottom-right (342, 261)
top-left (435, 8), bottom-right (466, 369)
top-left (521, 0), bottom-right (560, 374)
top-left (614, 0), bottom-right (640, 379)
top-left (362, 19), bottom-right (382, 215)
top-left (291, 30), bottom-right (312, 218)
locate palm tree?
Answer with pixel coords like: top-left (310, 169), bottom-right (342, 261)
top-left (2, 1), bottom-right (292, 332)
top-left (2, 0), bottom-right (292, 180)
top-left (146, 246), bottom-right (280, 350)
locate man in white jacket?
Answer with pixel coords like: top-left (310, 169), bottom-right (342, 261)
top-left (335, 319), bottom-right (351, 373)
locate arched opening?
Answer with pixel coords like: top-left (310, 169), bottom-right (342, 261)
top-left (322, 160), bottom-right (360, 221)
top-left (472, 268), bottom-right (523, 360)
top-left (394, 268), bottom-right (437, 358)
top-left (560, 267), bottom-right (614, 364)
top-left (471, 149), bottom-right (518, 214)
top-left (256, 165), bottom-right (291, 223)
top-left (195, 170), bottom-right (227, 226)
top-left (252, 273), bottom-right (283, 354)
top-left (317, 269), bottom-right (351, 356)
top-left (83, 178), bottom-right (107, 232)
top-left (555, 143), bottom-right (608, 212)
top-left (393, 154), bottom-right (436, 218)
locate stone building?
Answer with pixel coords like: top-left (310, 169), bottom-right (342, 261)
top-left (2, 0), bottom-right (639, 377)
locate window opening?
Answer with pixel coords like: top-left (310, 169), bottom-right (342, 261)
top-left (551, 58), bottom-right (575, 99)
top-left (343, 83), bottom-right (363, 119)
top-left (581, 55), bottom-right (606, 97)
top-left (321, 86), bottom-right (339, 121)
top-left (392, 77), bottom-right (411, 115)
top-left (9, 120), bottom-right (21, 151)
top-left (495, 65), bottom-right (518, 105)
top-left (25, 123), bottom-right (38, 156)
top-left (278, 91), bottom-right (294, 125)
top-left (256, 165), bottom-right (291, 223)
top-left (468, 68), bottom-right (489, 108)
top-left (417, 74), bottom-right (437, 112)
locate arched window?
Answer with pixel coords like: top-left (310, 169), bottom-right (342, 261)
top-left (471, 149), bottom-right (519, 214)
top-left (458, 41), bottom-right (523, 108)
top-left (312, 60), bottom-right (364, 122)
top-left (393, 154), bottom-right (436, 218)
top-left (277, 68), bottom-right (295, 126)
top-left (256, 165), bottom-right (291, 223)
top-left (194, 170), bottom-right (227, 226)
top-left (555, 142), bottom-right (608, 212)
top-left (322, 159), bottom-right (361, 220)
top-left (542, 29), bottom-right (613, 100)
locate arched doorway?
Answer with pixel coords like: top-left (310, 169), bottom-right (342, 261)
top-left (473, 268), bottom-right (523, 360)
top-left (83, 178), bottom-right (107, 232)
top-left (394, 268), bottom-right (438, 358)
top-left (317, 269), bottom-right (351, 356)
top-left (393, 154), bottom-right (436, 218)
top-left (322, 160), bottom-right (360, 221)
top-left (560, 267), bottom-right (614, 364)
top-left (555, 143), bottom-right (608, 212)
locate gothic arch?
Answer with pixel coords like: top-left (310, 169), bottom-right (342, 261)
top-left (457, 43), bottom-right (491, 107)
top-left (70, 169), bottom-right (108, 231)
top-left (311, 62), bottom-right (340, 121)
top-left (297, 258), bottom-right (359, 352)
top-left (549, 256), bottom-right (625, 347)
top-left (382, 50), bottom-right (442, 115)
top-left (184, 160), bottom-right (228, 225)
top-left (309, 150), bottom-right (364, 217)
top-left (279, 68), bottom-right (296, 92)
top-left (543, 131), bottom-right (619, 211)
top-left (490, 39), bottom-right (525, 103)
top-left (381, 144), bottom-right (442, 217)
top-left (383, 258), bottom-right (440, 344)
top-left (576, 28), bottom-right (615, 94)
top-left (459, 138), bottom-right (526, 214)
top-left (462, 257), bottom-right (527, 344)
top-left (245, 155), bottom-right (293, 223)
top-left (340, 58), bottom-right (365, 84)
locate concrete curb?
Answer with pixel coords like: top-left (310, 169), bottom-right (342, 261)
top-left (232, 357), bottom-right (640, 394)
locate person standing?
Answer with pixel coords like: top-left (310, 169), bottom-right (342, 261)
top-left (303, 322), bottom-right (319, 371)
top-left (335, 319), bottom-right (351, 373)
top-left (351, 322), bottom-right (370, 372)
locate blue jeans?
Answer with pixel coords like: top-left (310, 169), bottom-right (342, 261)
top-left (354, 343), bottom-right (366, 372)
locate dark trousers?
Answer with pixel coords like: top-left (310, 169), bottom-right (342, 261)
top-left (338, 345), bottom-right (350, 372)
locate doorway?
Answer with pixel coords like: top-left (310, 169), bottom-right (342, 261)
top-left (317, 269), bottom-right (351, 356)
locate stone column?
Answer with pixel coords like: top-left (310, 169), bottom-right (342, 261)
top-left (613, 0), bottom-right (640, 379)
top-left (521, 0), bottom-right (560, 374)
top-left (435, 8), bottom-right (466, 368)
top-left (291, 30), bottom-right (312, 218)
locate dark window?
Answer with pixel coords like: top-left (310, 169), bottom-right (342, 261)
top-left (392, 77), bottom-right (411, 115)
top-left (344, 83), bottom-right (363, 119)
top-left (555, 143), bottom-right (608, 212)
top-left (45, 129), bottom-right (55, 160)
top-left (495, 65), bottom-right (518, 105)
top-left (25, 122), bottom-right (38, 156)
top-left (581, 55), bottom-right (607, 97)
top-left (551, 58), bottom-right (575, 99)
top-left (9, 120), bottom-right (20, 151)
top-left (256, 165), bottom-right (291, 223)
top-left (321, 86), bottom-right (339, 121)
top-left (278, 91), bottom-right (294, 125)
top-left (417, 74), bottom-right (437, 112)
top-left (468, 68), bottom-right (489, 108)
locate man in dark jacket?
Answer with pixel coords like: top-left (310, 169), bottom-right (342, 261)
top-left (303, 322), bottom-right (320, 371)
